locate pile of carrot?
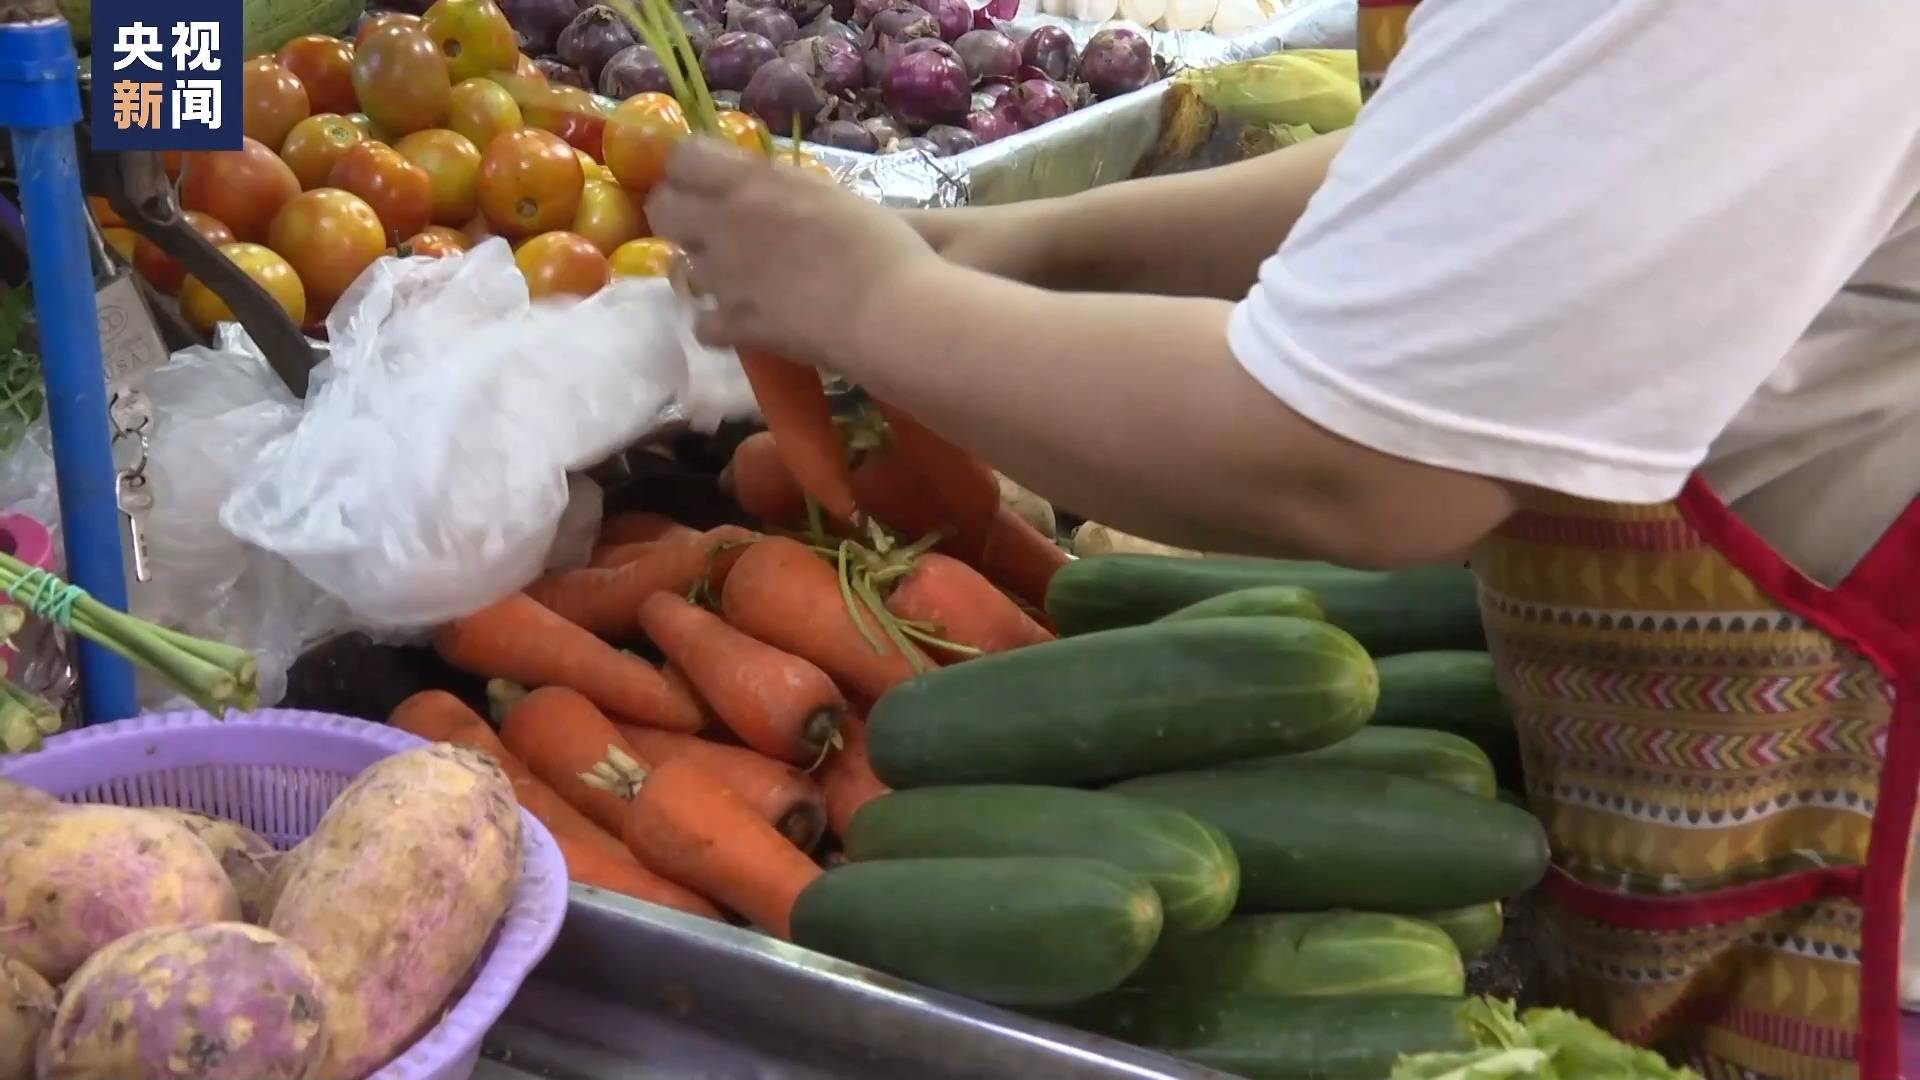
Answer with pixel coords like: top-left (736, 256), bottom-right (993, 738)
top-left (400, 416), bottom-right (1070, 939)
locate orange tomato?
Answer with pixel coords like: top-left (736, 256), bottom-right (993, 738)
top-left (181, 242), bottom-right (307, 334)
top-left (327, 141), bottom-right (435, 242)
top-left (602, 93), bottom-right (689, 196)
top-left (243, 57), bottom-right (311, 152)
top-left (396, 225), bottom-right (470, 258)
top-left (715, 110), bottom-right (771, 154)
top-left (280, 112), bottom-right (366, 189)
top-left (422, 0), bottom-right (519, 84)
top-left (132, 210), bottom-right (235, 295)
top-left (277, 35), bottom-right (358, 115)
top-left (515, 231), bottom-right (610, 298)
top-left (448, 78), bottom-right (523, 152)
top-left (87, 194), bottom-right (125, 227)
top-left (352, 25), bottom-right (451, 138)
top-left (395, 128), bottom-right (483, 225)
top-left (180, 137), bottom-right (302, 242)
top-left (160, 151), bottom-right (184, 180)
top-left (571, 180), bottom-right (646, 255)
top-left (355, 11), bottom-right (422, 46)
top-left (477, 127), bottom-right (584, 239)
top-left (343, 112), bottom-right (380, 139)
top-left (462, 212), bottom-right (497, 245)
top-left (101, 227), bottom-right (138, 263)
top-left (267, 188), bottom-right (389, 310)
top-left (608, 236), bottom-right (680, 279)
top-left (523, 84), bottom-right (610, 161)
top-left (777, 152), bottom-right (836, 181)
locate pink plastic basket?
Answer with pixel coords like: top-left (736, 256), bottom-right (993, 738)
top-left (0, 708), bottom-right (570, 1080)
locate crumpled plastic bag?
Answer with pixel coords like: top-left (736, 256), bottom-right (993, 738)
top-left (221, 238), bottom-right (755, 629)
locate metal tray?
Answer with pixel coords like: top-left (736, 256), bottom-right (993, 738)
top-left (477, 888), bottom-right (1235, 1080)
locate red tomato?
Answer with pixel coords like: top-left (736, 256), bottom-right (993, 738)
top-left (327, 141), bottom-right (435, 243)
top-left (395, 128), bottom-right (483, 225)
top-left (181, 242), bottom-right (307, 333)
top-left (133, 210), bottom-right (235, 295)
top-left (343, 112), bottom-right (380, 139)
top-left (448, 78), bottom-right (523, 152)
top-left (280, 112), bottom-right (366, 189)
top-left (715, 110), bottom-right (771, 155)
top-left (267, 188), bottom-right (389, 310)
top-left (354, 11), bottom-right (422, 47)
top-left (180, 137), bottom-right (302, 242)
top-left (351, 25), bottom-right (451, 138)
top-left (523, 85), bottom-right (610, 161)
top-left (608, 236), bottom-right (680, 279)
top-left (243, 56), bottom-right (311, 152)
top-left (421, 0), bottom-right (519, 84)
top-left (514, 52), bottom-right (543, 81)
top-left (515, 231), bottom-right (610, 298)
top-left (570, 180), bottom-right (645, 255)
top-left (101, 226), bottom-right (138, 263)
top-left (396, 225), bottom-right (470, 258)
top-left (477, 127), bottom-right (585, 239)
top-left (601, 93), bottom-right (689, 197)
top-left (277, 35), bottom-right (358, 115)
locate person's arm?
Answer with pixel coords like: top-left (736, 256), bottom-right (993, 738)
top-left (903, 130), bottom-right (1349, 300)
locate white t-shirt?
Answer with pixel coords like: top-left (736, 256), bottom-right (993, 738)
top-left (1229, 0), bottom-right (1920, 585)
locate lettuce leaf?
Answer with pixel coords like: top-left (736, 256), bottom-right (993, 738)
top-left (1389, 1000), bottom-right (1701, 1080)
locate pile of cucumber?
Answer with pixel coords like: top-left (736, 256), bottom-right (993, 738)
top-left (787, 555), bottom-right (1546, 1080)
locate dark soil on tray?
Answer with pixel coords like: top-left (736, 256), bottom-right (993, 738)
top-left (1467, 891), bottom-right (1549, 1008)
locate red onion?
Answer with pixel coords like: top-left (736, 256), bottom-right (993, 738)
top-left (1008, 77), bottom-right (1070, 129)
top-left (1018, 25), bottom-right (1076, 82)
top-left (1079, 26), bottom-right (1154, 99)
top-left (742, 58), bottom-right (827, 135)
top-left (917, 0), bottom-right (971, 41)
top-left (954, 29), bottom-right (1019, 82)
top-left (810, 118), bottom-right (880, 151)
top-left (851, 0), bottom-right (903, 24)
top-left (805, 11), bottom-right (861, 42)
top-left (778, 0), bottom-right (831, 23)
top-left (865, 3), bottom-right (938, 42)
top-left (783, 36), bottom-right (865, 93)
top-left (923, 123), bottom-right (976, 155)
top-left (534, 56), bottom-right (591, 88)
top-left (881, 48), bottom-right (969, 130)
top-left (677, 10), bottom-right (720, 55)
top-left (599, 44), bottom-right (673, 97)
top-left (972, 79), bottom-right (1013, 108)
top-left (702, 30), bottom-right (780, 91)
top-left (900, 37), bottom-right (959, 63)
top-left (501, 0), bottom-right (590, 56)
top-left (557, 6), bottom-right (638, 85)
top-left (729, 0), bottom-right (801, 46)
top-left (963, 106), bottom-right (1017, 143)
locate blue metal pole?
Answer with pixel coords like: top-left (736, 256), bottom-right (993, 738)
top-left (0, 17), bottom-right (140, 724)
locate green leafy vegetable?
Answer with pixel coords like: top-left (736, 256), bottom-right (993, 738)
top-left (1392, 1000), bottom-right (1701, 1080)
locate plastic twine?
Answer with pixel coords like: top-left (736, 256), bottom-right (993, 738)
top-left (6, 567), bottom-right (85, 627)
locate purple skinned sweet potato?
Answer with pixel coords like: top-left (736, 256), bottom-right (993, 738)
top-left (146, 809), bottom-right (285, 926)
top-left (0, 806), bottom-right (240, 983)
top-left (0, 955), bottom-right (55, 1080)
top-left (36, 922), bottom-right (330, 1080)
top-left (269, 744), bottom-right (521, 1080)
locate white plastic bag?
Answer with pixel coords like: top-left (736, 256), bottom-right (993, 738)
top-left (221, 239), bottom-right (754, 629)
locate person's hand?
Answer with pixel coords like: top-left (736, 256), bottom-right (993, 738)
top-left (647, 139), bottom-right (940, 367)
top-left (900, 203), bottom-right (1062, 285)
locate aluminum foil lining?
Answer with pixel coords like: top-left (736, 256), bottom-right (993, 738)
top-left (813, 0), bottom-right (1356, 207)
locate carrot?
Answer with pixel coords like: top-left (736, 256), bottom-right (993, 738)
top-left (600, 511), bottom-right (697, 546)
top-left (390, 690), bottom-right (487, 743)
top-left (500, 685), bottom-right (652, 836)
top-left (525, 525), bottom-right (759, 639)
top-left (968, 505), bottom-right (1070, 613)
top-left (639, 591), bottom-right (846, 765)
top-left (613, 724), bottom-right (827, 850)
top-left (849, 446), bottom-right (949, 539)
top-left (720, 536), bottom-right (928, 702)
top-left (885, 551), bottom-right (1053, 658)
top-left (659, 664), bottom-right (715, 727)
top-left (738, 350), bottom-right (857, 523)
top-left (872, 401), bottom-right (999, 531)
top-left (435, 593), bottom-right (706, 732)
top-left (818, 713), bottom-right (889, 838)
top-left (617, 755), bottom-right (824, 938)
top-left (562, 835), bottom-right (724, 920)
top-left (725, 430), bottom-right (810, 526)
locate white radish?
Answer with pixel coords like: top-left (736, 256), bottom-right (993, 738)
top-left (1119, 0), bottom-right (1167, 30)
top-left (1160, 0), bottom-right (1218, 32)
top-left (1208, 0), bottom-right (1272, 34)
top-left (1058, 0), bottom-right (1118, 21)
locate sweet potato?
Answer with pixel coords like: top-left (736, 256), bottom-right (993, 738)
top-left (0, 777), bottom-right (58, 818)
top-left (37, 922), bottom-right (330, 1080)
top-left (0, 955), bottom-right (54, 1080)
top-left (255, 840), bottom-right (307, 928)
top-left (268, 744), bottom-right (521, 1080)
top-left (0, 806), bottom-right (241, 982)
top-left (147, 809), bottom-right (284, 924)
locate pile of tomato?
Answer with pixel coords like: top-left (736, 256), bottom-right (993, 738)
top-left (95, 0), bottom-right (824, 335)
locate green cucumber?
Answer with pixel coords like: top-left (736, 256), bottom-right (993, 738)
top-left (791, 857), bottom-right (1163, 1006)
top-left (869, 616), bottom-right (1377, 788)
top-left (1129, 911), bottom-right (1463, 996)
top-left (1157, 584), bottom-right (1326, 624)
top-left (1045, 554), bottom-right (1485, 655)
top-left (1050, 992), bottom-right (1476, 1080)
top-left (1375, 652), bottom-right (1521, 791)
top-left (1228, 726), bottom-right (1497, 797)
top-left (1421, 902), bottom-right (1504, 960)
top-left (1109, 765), bottom-right (1549, 912)
top-left (844, 786), bottom-right (1239, 934)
